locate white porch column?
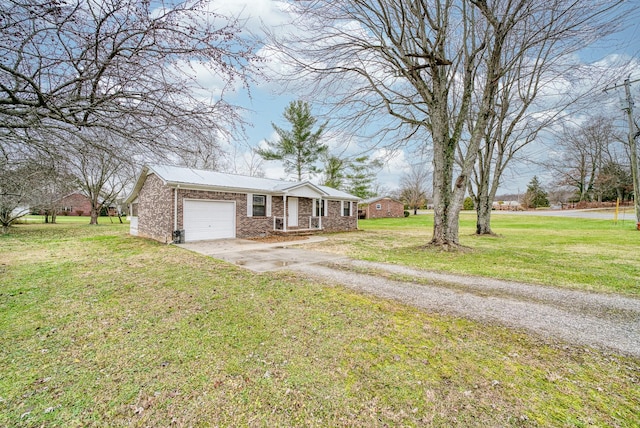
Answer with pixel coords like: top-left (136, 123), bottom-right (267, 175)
top-left (319, 198), bottom-right (323, 229)
top-left (283, 194), bottom-right (287, 232)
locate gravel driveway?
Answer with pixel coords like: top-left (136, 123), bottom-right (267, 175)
top-left (291, 259), bottom-right (640, 358)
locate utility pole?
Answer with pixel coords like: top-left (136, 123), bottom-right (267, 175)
top-left (604, 77), bottom-right (640, 226)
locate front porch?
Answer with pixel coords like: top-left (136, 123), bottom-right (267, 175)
top-left (272, 216), bottom-right (323, 236)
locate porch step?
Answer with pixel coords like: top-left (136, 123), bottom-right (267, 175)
top-left (272, 229), bottom-right (317, 237)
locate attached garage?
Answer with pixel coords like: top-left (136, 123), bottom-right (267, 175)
top-left (183, 199), bottom-right (235, 242)
top-left (125, 165), bottom-right (360, 243)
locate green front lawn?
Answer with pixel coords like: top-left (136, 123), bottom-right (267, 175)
top-left (310, 213), bottom-right (640, 295)
top-left (19, 215), bottom-right (127, 224)
top-left (1, 219), bottom-right (639, 426)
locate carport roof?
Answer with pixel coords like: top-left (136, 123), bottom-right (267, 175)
top-left (125, 164), bottom-right (360, 203)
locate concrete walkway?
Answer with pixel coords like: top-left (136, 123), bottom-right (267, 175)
top-left (177, 237), bottom-right (347, 273)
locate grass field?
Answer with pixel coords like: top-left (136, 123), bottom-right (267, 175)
top-left (309, 213), bottom-right (640, 296)
top-left (1, 217), bottom-right (639, 427)
top-left (18, 215), bottom-right (125, 224)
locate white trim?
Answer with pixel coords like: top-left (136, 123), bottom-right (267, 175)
top-left (341, 200), bottom-right (352, 216)
top-left (283, 195), bottom-right (288, 232)
top-left (287, 197), bottom-right (299, 227)
top-left (266, 195), bottom-right (272, 217)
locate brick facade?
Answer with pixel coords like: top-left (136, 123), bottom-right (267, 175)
top-left (361, 198), bottom-right (405, 219)
top-left (321, 200), bottom-right (358, 232)
top-left (135, 173), bottom-right (173, 243)
top-left (132, 173), bottom-right (358, 242)
top-left (58, 193), bottom-right (92, 216)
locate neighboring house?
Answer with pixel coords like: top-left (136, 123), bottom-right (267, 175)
top-left (358, 197), bottom-right (405, 219)
top-left (125, 165), bottom-right (360, 243)
top-left (492, 200), bottom-right (523, 211)
top-left (58, 192), bottom-right (92, 216)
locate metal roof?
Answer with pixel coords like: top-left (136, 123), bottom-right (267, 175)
top-left (125, 164), bottom-right (359, 203)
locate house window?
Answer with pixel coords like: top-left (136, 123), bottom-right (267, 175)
top-left (252, 195), bottom-right (266, 216)
top-left (315, 199), bottom-right (325, 217)
top-left (343, 201), bottom-right (351, 216)
top-left (375, 203), bottom-right (382, 210)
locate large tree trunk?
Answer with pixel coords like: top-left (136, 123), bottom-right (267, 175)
top-left (475, 159), bottom-right (497, 235)
top-left (476, 194), bottom-right (493, 235)
top-left (89, 203), bottom-right (100, 225)
top-left (430, 118), bottom-right (461, 248)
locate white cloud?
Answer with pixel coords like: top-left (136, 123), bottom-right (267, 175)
top-left (205, 0), bottom-right (290, 34)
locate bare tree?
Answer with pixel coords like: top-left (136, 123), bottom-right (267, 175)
top-left (0, 160), bottom-right (43, 233)
top-left (59, 132), bottom-right (137, 225)
top-left (547, 116), bottom-right (619, 203)
top-left (31, 165), bottom-right (77, 223)
top-left (269, 0), bottom-right (627, 248)
top-left (400, 162), bottom-right (431, 215)
top-left (0, 0), bottom-right (256, 161)
top-left (466, 37), bottom-right (560, 235)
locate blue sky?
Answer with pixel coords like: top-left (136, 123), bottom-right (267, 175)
top-left (208, 0), bottom-right (640, 196)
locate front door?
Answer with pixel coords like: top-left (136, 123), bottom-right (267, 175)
top-left (288, 197), bottom-right (298, 227)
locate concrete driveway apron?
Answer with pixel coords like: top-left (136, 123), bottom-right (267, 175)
top-left (176, 236), bottom-right (346, 273)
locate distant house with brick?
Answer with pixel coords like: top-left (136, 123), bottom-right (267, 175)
top-left (492, 200), bottom-right (523, 211)
top-left (125, 165), bottom-right (360, 243)
top-left (358, 197), bottom-right (405, 219)
top-left (58, 193), bottom-right (92, 216)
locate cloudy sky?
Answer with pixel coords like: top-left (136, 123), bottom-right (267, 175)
top-left (203, 0), bottom-right (640, 196)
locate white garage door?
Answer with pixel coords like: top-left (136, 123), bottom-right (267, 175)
top-left (183, 200), bottom-right (235, 242)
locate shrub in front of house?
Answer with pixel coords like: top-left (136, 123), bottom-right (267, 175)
top-left (463, 197), bottom-right (474, 210)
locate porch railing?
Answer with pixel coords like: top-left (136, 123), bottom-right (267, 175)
top-left (272, 216), bottom-right (322, 231)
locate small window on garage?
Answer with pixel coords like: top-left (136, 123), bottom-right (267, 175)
top-left (253, 195), bottom-right (266, 216)
top-left (375, 203), bottom-right (382, 210)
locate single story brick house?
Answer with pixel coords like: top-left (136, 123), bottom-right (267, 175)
top-left (125, 165), bottom-right (360, 243)
top-left (358, 197), bottom-right (405, 219)
top-left (57, 192), bottom-right (92, 216)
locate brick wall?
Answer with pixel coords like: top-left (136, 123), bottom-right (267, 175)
top-left (322, 200), bottom-right (358, 232)
top-left (364, 198), bottom-right (405, 219)
top-left (176, 189), bottom-right (276, 239)
top-left (135, 178), bottom-right (358, 242)
top-left (59, 193), bottom-right (92, 216)
top-left (137, 173), bottom-right (173, 243)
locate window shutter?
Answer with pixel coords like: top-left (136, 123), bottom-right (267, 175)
top-left (247, 193), bottom-right (253, 217)
top-left (266, 195), bottom-right (272, 217)
top-left (341, 201), bottom-right (345, 216)
top-left (324, 200), bottom-right (328, 216)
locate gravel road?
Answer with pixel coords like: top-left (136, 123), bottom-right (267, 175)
top-left (292, 259), bottom-right (640, 358)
